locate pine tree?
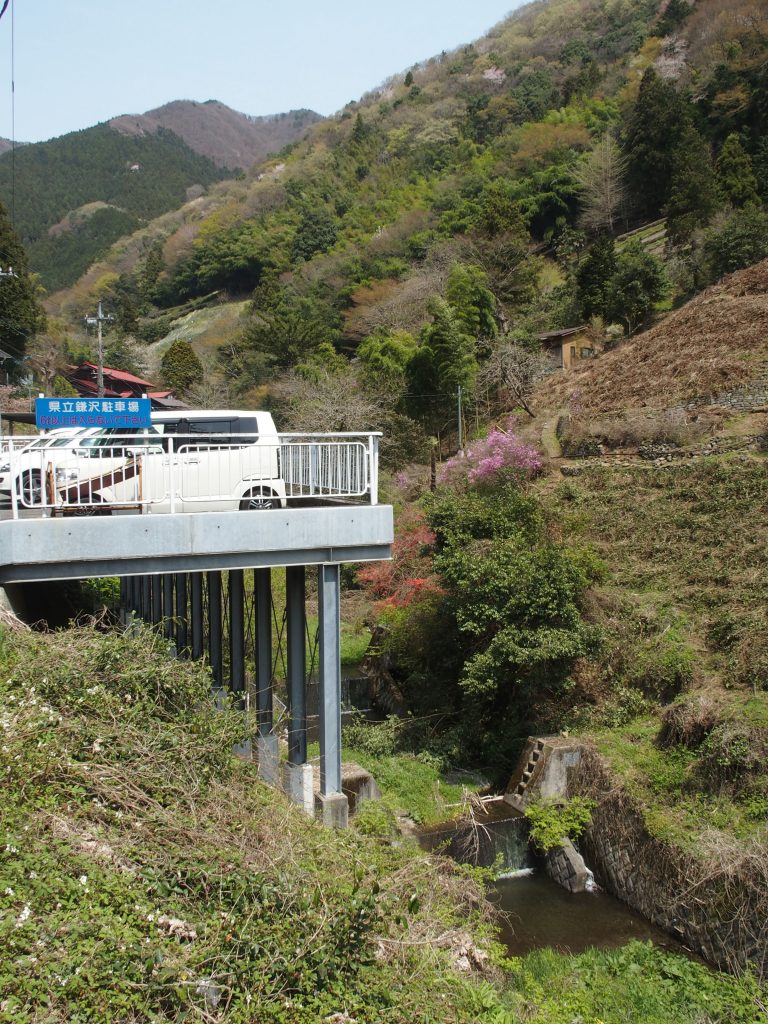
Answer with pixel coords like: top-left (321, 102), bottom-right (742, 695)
top-left (575, 235), bottom-right (616, 320)
top-left (715, 134), bottom-right (759, 208)
top-left (664, 123), bottom-right (718, 245)
top-left (161, 339), bottom-right (204, 397)
top-left (0, 202), bottom-right (46, 363)
top-left (623, 68), bottom-right (686, 218)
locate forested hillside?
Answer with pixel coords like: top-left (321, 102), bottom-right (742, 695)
top-left (41, 0), bottom-right (768, 431)
top-left (0, 104), bottom-right (321, 293)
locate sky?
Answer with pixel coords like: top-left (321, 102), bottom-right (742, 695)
top-left (0, 0), bottom-right (525, 144)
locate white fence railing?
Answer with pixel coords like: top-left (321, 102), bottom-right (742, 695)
top-left (0, 431), bottom-right (381, 518)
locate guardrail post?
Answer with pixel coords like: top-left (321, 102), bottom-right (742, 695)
top-left (207, 570), bottom-right (223, 691)
top-left (190, 573), bottom-right (203, 659)
top-left (9, 444), bottom-right (18, 520)
top-left (168, 437), bottom-right (176, 514)
top-left (175, 572), bottom-right (188, 655)
top-left (369, 435), bottom-right (379, 506)
top-left (318, 562), bottom-right (347, 827)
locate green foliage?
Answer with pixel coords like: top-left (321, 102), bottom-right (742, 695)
top-left (0, 201), bottom-right (46, 361)
top-left (703, 205), bottom-right (768, 279)
top-left (524, 797), bottom-right (595, 852)
top-left (575, 234), bottom-right (616, 320)
top-left (664, 123), bottom-right (718, 245)
top-left (623, 68), bottom-right (687, 218)
top-left (291, 206), bottom-right (338, 263)
top-left (507, 940), bottom-right (765, 1023)
top-left (0, 125), bottom-right (226, 290)
top-left (161, 338), bottom-right (204, 396)
top-left (445, 263), bottom-right (498, 340)
top-left (357, 327), bottom-right (417, 390)
top-left (406, 298), bottom-right (478, 425)
top-left (0, 624), bottom-right (505, 1022)
top-left (605, 238), bottom-right (668, 333)
top-left (716, 134), bottom-right (760, 208)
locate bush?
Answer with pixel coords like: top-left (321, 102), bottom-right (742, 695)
top-left (703, 205), bottom-right (768, 280)
top-left (524, 797), bottom-right (595, 852)
top-left (657, 695), bottom-right (718, 749)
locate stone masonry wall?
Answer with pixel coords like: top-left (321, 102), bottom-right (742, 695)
top-left (571, 749), bottom-right (767, 975)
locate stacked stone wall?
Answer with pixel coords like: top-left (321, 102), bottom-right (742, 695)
top-left (570, 749), bottom-right (767, 975)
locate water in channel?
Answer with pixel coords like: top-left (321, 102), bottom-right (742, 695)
top-left (420, 801), bottom-right (688, 958)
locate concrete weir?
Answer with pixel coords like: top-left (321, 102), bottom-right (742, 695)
top-left (0, 505), bottom-right (394, 827)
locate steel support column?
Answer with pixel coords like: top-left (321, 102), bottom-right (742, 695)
top-left (141, 575), bottom-right (151, 622)
top-left (229, 569), bottom-right (245, 701)
top-left (175, 572), bottom-right (188, 654)
top-left (151, 575), bottom-right (162, 626)
top-left (162, 574), bottom-right (174, 640)
top-left (207, 570), bottom-right (223, 690)
top-left (119, 577), bottom-right (128, 625)
top-left (318, 563), bottom-right (342, 797)
top-left (190, 573), bottom-right (203, 660)
top-left (254, 568), bottom-right (273, 737)
top-left (286, 565), bottom-right (306, 766)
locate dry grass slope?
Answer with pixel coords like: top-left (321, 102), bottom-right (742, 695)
top-left (537, 259), bottom-right (768, 415)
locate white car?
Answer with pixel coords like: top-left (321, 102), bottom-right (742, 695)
top-left (47, 410), bottom-right (288, 514)
top-left (0, 428), bottom-right (98, 508)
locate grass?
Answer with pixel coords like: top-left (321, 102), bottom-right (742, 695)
top-left (542, 457), bottom-right (768, 842)
top-left (1, 624), bottom-right (765, 1022)
top-left (0, 623), bottom-right (505, 1023)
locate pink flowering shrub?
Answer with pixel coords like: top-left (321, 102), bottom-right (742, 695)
top-left (440, 419), bottom-right (542, 489)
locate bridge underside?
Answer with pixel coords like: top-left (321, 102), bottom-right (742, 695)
top-left (0, 505), bottom-right (394, 827)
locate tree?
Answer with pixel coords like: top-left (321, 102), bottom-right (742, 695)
top-left (703, 206), bottom-right (768, 280)
top-left (623, 68), bottom-right (686, 218)
top-left (606, 239), bottom-right (668, 334)
top-left (656, 0), bottom-right (692, 35)
top-left (715, 134), bottom-right (759, 208)
top-left (445, 264), bottom-right (498, 341)
top-left (664, 123), bottom-right (718, 245)
top-left (406, 299), bottom-right (477, 428)
top-left (476, 340), bottom-right (551, 418)
top-left (0, 201), bottom-right (46, 363)
top-left (357, 328), bottom-right (417, 392)
top-left (575, 235), bottom-right (616, 321)
top-left (290, 206), bottom-right (338, 263)
top-left (161, 339), bottom-right (204, 396)
top-left (575, 135), bottom-right (627, 235)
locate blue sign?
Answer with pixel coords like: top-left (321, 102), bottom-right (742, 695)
top-left (35, 397), bottom-right (152, 429)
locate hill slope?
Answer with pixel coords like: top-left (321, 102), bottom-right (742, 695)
top-left (110, 100), bottom-right (322, 169)
top-left (537, 258), bottom-right (768, 415)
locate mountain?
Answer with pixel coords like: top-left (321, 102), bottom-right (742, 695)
top-left (109, 100), bottom-right (323, 169)
top-left (0, 103), bottom-right (321, 292)
top-left (0, 138), bottom-right (15, 156)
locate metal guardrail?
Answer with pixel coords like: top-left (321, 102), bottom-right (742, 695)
top-left (0, 430), bottom-right (381, 518)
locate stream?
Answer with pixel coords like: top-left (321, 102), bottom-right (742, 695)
top-left (419, 801), bottom-right (690, 958)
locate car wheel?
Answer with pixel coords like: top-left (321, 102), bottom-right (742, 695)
top-left (239, 489), bottom-right (279, 511)
top-left (19, 470), bottom-right (42, 507)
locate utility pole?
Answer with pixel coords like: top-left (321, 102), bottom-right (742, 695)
top-left (0, 267), bottom-right (17, 279)
top-left (83, 301), bottom-right (115, 397)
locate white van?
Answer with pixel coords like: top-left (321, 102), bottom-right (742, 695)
top-left (55, 410), bottom-right (287, 513)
